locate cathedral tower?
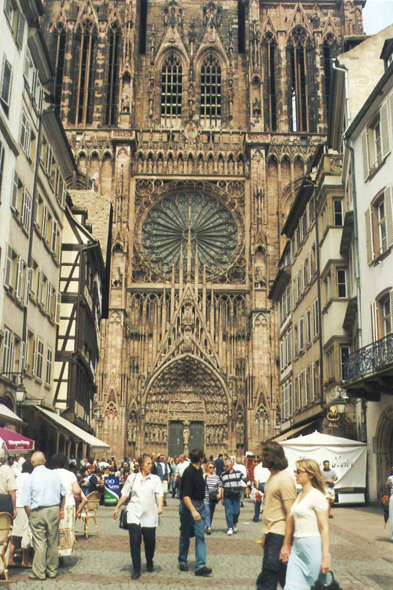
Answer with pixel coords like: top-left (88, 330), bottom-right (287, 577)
top-left (42, 0), bottom-right (364, 458)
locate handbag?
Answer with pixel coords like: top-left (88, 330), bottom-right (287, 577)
top-left (310, 572), bottom-right (342, 590)
top-left (206, 478), bottom-right (220, 504)
top-left (119, 474), bottom-right (137, 530)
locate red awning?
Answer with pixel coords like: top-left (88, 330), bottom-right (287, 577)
top-left (0, 428), bottom-right (35, 452)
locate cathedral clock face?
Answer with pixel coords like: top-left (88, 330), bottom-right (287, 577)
top-left (140, 191), bottom-right (239, 279)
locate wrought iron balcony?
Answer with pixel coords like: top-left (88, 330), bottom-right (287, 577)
top-left (343, 333), bottom-right (393, 385)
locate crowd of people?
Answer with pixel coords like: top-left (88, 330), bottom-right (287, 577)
top-left (0, 445), bottom-right (340, 588)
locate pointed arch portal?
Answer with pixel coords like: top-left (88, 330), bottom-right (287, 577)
top-left (142, 354), bottom-right (230, 454)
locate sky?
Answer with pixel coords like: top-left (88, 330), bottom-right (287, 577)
top-left (363, 0), bottom-right (393, 34)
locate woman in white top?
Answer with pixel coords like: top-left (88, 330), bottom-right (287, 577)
top-left (113, 455), bottom-right (163, 580)
top-left (283, 459), bottom-right (331, 590)
top-left (385, 466), bottom-right (393, 541)
top-left (52, 454), bottom-right (82, 559)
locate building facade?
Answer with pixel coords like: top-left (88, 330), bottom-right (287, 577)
top-left (0, 0), bottom-right (73, 427)
top-left (41, 0), bottom-right (365, 458)
top-left (329, 26), bottom-right (393, 501)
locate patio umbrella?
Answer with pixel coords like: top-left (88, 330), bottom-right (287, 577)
top-left (0, 428), bottom-right (34, 452)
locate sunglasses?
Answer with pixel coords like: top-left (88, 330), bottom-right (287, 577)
top-left (294, 469), bottom-right (306, 475)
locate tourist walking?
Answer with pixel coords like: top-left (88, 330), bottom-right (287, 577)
top-left (220, 458), bottom-right (246, 535)
top-left (386, 467), bottom-right (393, 541)
top-left (322, 460), bottom-right (338, 518)
top-left (253, 458), bottom-right (271, 522)
top-left (235, 457), bottom-right (248, 507)
top-left (178, 448), bottom-right (212, 577)
top-left (214, 453), bottom-right (225, 476)
top-left (112, 455), bottom-right (163, 580)
top-left (283, 459), bottom-right (331, 590)
top-left (155, 454), bottom-right (170, 506)
top-left (21, 451), bottom-right (66, 581)
top-left (175, 454), bottom-right (190, 497)
top-left (52, 453), bottom-right (82, 559)
top-left (171, 457), bottom-right (179, 498)
top-left (8, 460), bottom-right (34, 568)
top-left (256, 442), bottom-right (296, 590)
top-left (203, 461), bottom-right (223, 534)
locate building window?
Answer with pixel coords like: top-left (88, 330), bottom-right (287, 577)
top-left (238, 0), bottom-right (246, 53)
top-left (289, 33), bottom-right (309, 132)
top-left (35, 339), bottom-right (44, 379)
top-left (366, 188), bottom-right (393, 263)
top-left (76, 22), bottom-right (96, 125)
top-left (200, 54), bottom-right (222, 127)
top-left (54, 28), bottom-right (66, 110)
top-left (306, 309), bottom-right (312, 344)
top-left (0, 140), bottom-right (4, 201)
top-left (1, 328), bottom-right (13, 374)
top-left (4, 243), bottom-right (17, 291)
top-left (299, 317), bottom-right (304, 351)
top-left (337, 268), bottom-right (347, 298)
top-left (314, 359), bottom-right (320, 399)
top-left (21, 189), bottom-right (32, 232)
top-left (1, 55), bottom-right (12, 115)
top-left (362, 104), bottom-right (390, 178)
top-left (378, 293), bottom-right (392, 337)
top-left (267, 42), bottom-right (277, 131)
top-left (333, 199), bottom-right (343, 226)
top-left (105, 25), bottom-right (120, 126)
top-left (20, 112), bottom-right (31, 157)
top-left (377, 197), bottom-right (387, 254)
top-left (340, 345), bottom-right (350, 380)
top-left (139, 0), bottom-right (147, 55)
top-left (325, 346), bottom-right (334, 379)
top-left (161, 53), bottom-right (182, 126)
top-left (45, 348), bottom-right (52, 384)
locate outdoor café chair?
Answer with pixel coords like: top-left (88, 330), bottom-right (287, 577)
top-left (76, 492), bottom-right (101, 539)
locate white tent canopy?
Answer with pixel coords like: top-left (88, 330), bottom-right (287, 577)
top-left (280, 431), bottom-right (367, 493)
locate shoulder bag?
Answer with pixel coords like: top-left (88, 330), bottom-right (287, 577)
top-left (119, 473), bottom-right (137, 530)
top-left (310, 572), bottom-right (342, 590)
top-left (205, 477), bottom-right (220, 504)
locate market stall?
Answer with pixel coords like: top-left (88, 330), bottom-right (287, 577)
top-left (280, 431), bottom-right (368, 504)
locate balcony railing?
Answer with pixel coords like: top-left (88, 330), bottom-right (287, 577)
top-left (343, 333), bottom-right (393, 384)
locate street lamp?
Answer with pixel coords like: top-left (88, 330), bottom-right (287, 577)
top-left (336, 390), bottom-right (350, 415)
top-left (96, 413), bottom-right (104, 430)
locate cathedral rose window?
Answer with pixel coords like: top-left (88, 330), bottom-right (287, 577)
top-left (140, 192), bottom-right (238, 279)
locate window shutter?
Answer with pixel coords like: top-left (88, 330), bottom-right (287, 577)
top-left (20, 341), bottom-right (26, 375)
top-left (4, 244), bottom-right (12, 289)
top-left (24, 267), bottom-right (32, 307)
top-left (0, 141), bottom-right (4, 200)
top-left (385, 186), bottom-right (393, 249)
top-left (16, 258), bottom-right (24, 300)
top-left (381, 103), bottom-right (390, 158)
top-left (11, 171), bottom-right (19, 211)
top-left (31, 338), bottom-right (36, 376)
top-left (16, 13), bottom-right (25, 48)
top-left (56, 290), bottom-right (61, 325)
top-left (362, 131), bottom-right (369, 180)
top-left (371, 301), bottom-right (378, 342)
top-left (365, 208), bottom-right (374, 264)
top-left (1, 57), bottom-right (12, 106)
top-left (310, 362), bottom-right (314, 401)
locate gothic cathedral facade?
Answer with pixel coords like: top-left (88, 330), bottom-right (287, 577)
top-left (42, 0), bottom-right (364, 458)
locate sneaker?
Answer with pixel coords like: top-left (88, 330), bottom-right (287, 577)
top-left (179, 563), bottom-right (188, 572)
top-left (233, 525), bottom-right (238, 533)
top-left (206, 527), bottom-right (211, 535)
top-left (227, 528), bottom-right (233, 536)
top-left (195, 566), bottom-right (212, 577)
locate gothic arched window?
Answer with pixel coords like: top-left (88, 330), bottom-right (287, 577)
top-left (200, 54), bottom-right (222, 127)
top-left (161, 53), bottom-right (183, 126)
top-left (105, 24), bottom-right (120, 126)
top-left (76, 19), bottom-right (96, 125)
top-left (322, 35), bottom-right (338, 120)
top-left (263, 33), bottom-right (277, 131)
top-left (53, 25), bottom-right (66, 111)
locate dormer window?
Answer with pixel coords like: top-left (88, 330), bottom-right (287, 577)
top-left (380, 38), bottom-right (393, 71)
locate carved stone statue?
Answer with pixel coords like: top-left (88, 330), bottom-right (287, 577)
top-left (253, 97), bottom-right (261, 117)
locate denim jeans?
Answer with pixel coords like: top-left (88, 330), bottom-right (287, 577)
top-left (254, 483), bottom-right (265, 520)
top-left (178, 501), bottom-right (207, 570)
top-left (223, 495), bottom-right (240, 529)
top-left (204, 501), bottom-right (216, 528)
top-left (256, 532), bottom-right (287, 590)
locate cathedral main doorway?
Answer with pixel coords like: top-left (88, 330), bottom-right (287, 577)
top-left (168, 421), bottom-right (184, 457)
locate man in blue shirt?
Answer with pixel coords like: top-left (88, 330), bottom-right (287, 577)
top-left (22, 451), bottom-right (66, 581)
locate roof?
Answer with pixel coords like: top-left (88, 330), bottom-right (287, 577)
top-left (36, 407), bottom-right (110, 450)
top-left (69, 191), bottom-right (112, 262)
top-left (280, 431), bottom-right (367, 447)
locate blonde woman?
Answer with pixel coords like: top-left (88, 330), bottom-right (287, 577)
top-left (283, 459), bottom-right (331, 590)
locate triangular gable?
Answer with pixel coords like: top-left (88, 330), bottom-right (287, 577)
top-left (286, 2), bottom-right (314, 39)
top-left (152, 284), bottom-right (220, 372)
top-left (76, 0), bottom-right (99, 29)
top-left (155, 22), bottom-right (190, 65)
top-left (107, 3), bottom-right (123, 28)
top-left (322, 13), bottom-right (340, 45)
top-left (194, 24), bottom-right (230, 66)
top-left (261, 13), bottom-right (278, 43)
top-left (51, 3), bottom-right (68, 32)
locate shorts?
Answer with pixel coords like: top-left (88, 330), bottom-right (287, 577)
top-left (325, 487), bottom-right (335, 501)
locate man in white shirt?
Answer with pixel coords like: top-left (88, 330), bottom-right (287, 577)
top-left (253, 459), bottom-right (271, 522)
top-left (175, 455), bottom-right (190, 498)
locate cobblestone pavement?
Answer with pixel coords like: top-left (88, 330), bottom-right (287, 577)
top-left (5, 499), bottom-right (393, 589)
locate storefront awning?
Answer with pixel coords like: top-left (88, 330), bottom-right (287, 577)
top-left (271, 421), bottom-right (317, 443)
top-left (35, 407), bottom-right (110, 450)
top-left (0, 404), bottom-right (24, 426)
top-left (0, 427), bottom-right (34, 452)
